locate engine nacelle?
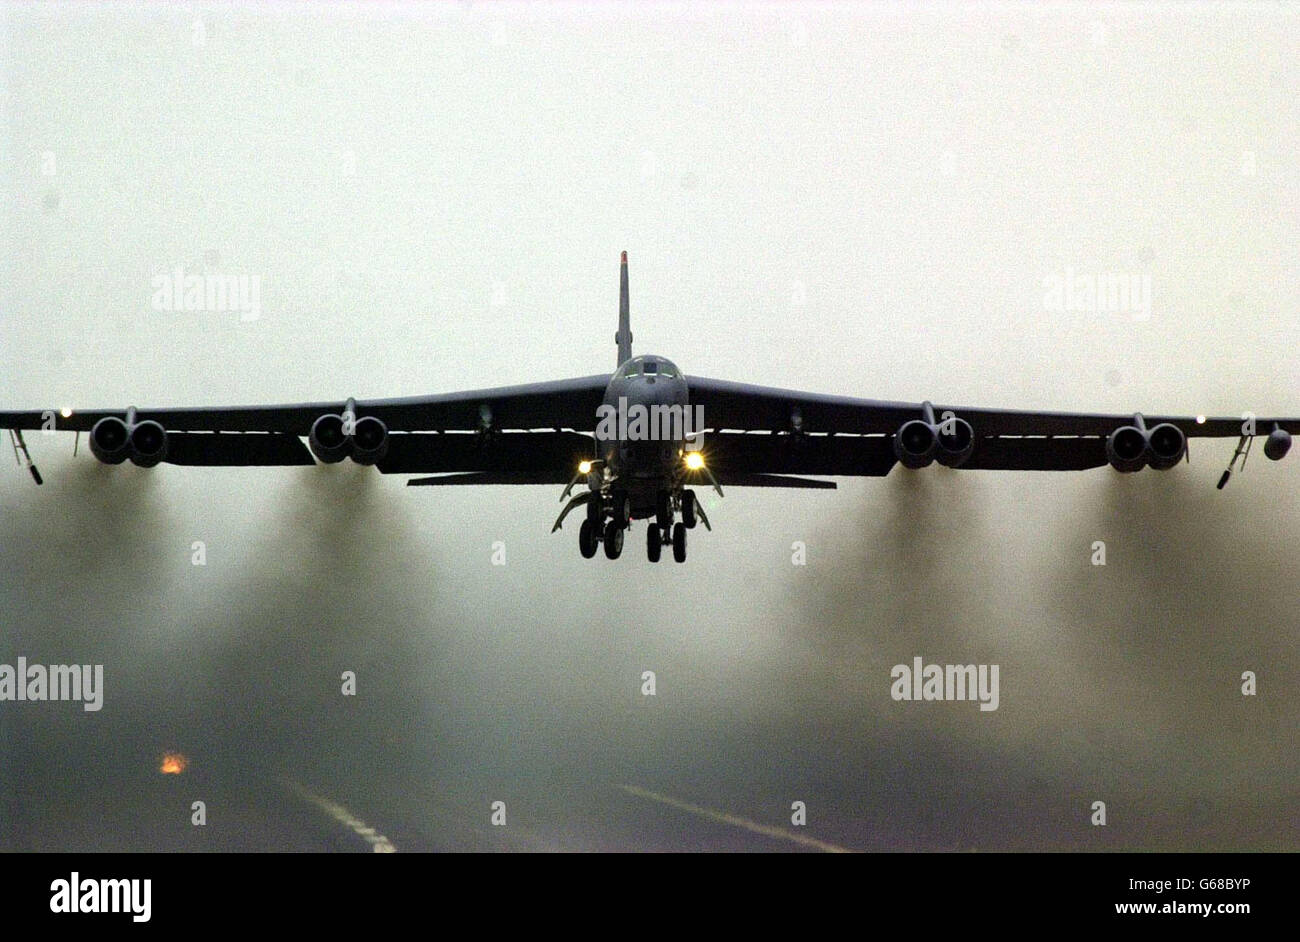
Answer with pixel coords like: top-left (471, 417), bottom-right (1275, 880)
top-left (1264, 427), bottom-right (1292, 461)
top-left (1106, 425), bottom-right (1148, 473)
top-left (1145, 423), bottom-right (1186, 470)
top-left (309, 413), bottom-right (349, 463)
top-left (350, 416), bottom-right (389, 465)
top-left (129, 419), bottom-right (168, 468)
top-left (89, 416), bottom-right (131, 465)
top-left (934, 416), bottom-right (975, 468)
top-left (893, 419), bottom-right (937, 469)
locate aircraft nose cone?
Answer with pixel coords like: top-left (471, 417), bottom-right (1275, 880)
top-left (634, 376), bottom-right (682, 406)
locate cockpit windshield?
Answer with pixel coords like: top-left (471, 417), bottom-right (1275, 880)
top-left (617, 356), bottom-right (679, 379)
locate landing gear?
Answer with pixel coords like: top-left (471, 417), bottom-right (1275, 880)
top-left (611, 492), bottom-right (631, 530)
top-left (646, 525), bottom-right (662, 562)
top-left (603, 519), bottom-right (624, 559)
top-left (578, 518), bottom-right (598, 559)
top-left (681, 490), bottom-right (697, 529)
top-left (655, 490), bottom-right (672, 530)
top-left (573, 487), bottom-right (700, 562)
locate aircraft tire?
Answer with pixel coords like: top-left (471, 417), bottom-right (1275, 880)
top-left (604, 519), bottom-right (624, 559)
top-left (613, 493), bottom-right (631, 529)
top-left (579, 518), bottom-right (598, 559)
top-left (681, 490), bottom-right (697, 529)
top-left (655, 491), bottom-right (672, 529)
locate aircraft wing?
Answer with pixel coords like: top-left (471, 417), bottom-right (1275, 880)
top-left (686, 375), bottom-right (1300, 476)
top-left (0, 375), bottom-right (611, 436)
top-left (0, 375), bottom-right (609, 478)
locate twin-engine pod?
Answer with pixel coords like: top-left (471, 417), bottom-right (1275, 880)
top-left (892, 404), bottom-right (975, 469)
top-left (89, 415), bottom-right (168, 467)
top-left (309, 412), bottom-right (388, 465)
top-left (1106, 419), bottom-right (1186, 472)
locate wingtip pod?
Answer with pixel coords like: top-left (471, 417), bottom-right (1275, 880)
top-left (620, 251), bottom-right (627, 265)
top-left (1264, 426), bottom-right (1292, 461)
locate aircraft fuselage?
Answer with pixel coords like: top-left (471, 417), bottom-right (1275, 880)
top-left (599, 354), bottom-right (690, 519)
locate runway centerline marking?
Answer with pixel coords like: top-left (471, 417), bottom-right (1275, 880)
top-left (617, 784), bottom-right (851, 853)
top-left (282, 780), bottom-right (397, 853)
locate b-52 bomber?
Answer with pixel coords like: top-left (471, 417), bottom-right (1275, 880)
top-left (3, 253), bottom-right (1296, 562)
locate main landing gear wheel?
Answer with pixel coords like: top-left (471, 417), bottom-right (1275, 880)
top-left (655, 491), bottom-right (672, 530)
top-left (672, 522), bottom-right (687, 563)
top-left (610, 492), bottom-right (631, 529)
top-left (646, 525), bottom-right (662, 562)
top-left (681, 490), bottom-right (697, 529)
top-left (578, 518), bottom-right (598, 559)
top-left (604, 519), bottom-right (625, 559)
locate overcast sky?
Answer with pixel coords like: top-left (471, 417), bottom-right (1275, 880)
top-left (1, 1), bottom-right (1297, 850)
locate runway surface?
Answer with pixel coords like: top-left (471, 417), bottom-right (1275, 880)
top-left (4, 702), bottom-right (1294, 853)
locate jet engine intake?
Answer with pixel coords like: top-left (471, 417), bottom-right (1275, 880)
top-left (893, 419), bottom-right (938, 469)
top-left (129, 419), bottom-right (168, 467)
top-left (1145, 422), bottom-right (1186, 470)
top-left (89, 416), bottom-right (131, 465)
top-left (934, 416), bottom-right (975, 468)
top-left (309, 413), bottom-right (349, 463)
top-left (349, 415), bottom-right (389, 465)
top-left (1106, 425), bottom-right (1148, 472)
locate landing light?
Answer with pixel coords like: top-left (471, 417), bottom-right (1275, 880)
top-left (60, 407), bottom-right (72, 418)
top-left (1196, 415), bottom-right (1206, 424)
top-left (684, 451), bottom-right (705, 470)
top-left (578, 460), bottom-right (592, 474)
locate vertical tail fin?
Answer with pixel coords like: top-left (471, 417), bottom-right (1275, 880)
top-left (615, 250), bottom-right (632, 367)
